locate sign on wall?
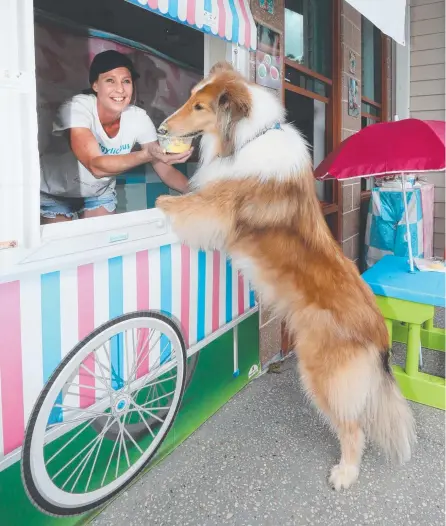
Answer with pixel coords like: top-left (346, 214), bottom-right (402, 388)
top-left (255, 24), bottom-right (281, 91)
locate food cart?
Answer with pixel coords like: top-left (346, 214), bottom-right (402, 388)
top-left (0, 0), bottom-right (259, 523)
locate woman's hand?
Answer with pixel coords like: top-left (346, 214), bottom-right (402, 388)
top-left (142, 142), bottom-right (193, 165)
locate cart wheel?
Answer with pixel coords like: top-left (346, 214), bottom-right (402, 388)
top-left (91, 352), bottom-right (198, 442)
top-left (21, 311), bottom-right (186, 516)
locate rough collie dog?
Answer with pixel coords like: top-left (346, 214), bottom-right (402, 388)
top-left (156, 62), bottom-right (416, 490)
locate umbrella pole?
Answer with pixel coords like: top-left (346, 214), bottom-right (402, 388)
top-left (401, 173), bottom-right (415, 273)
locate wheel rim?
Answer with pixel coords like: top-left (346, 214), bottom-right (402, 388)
top-left (26, 315), bottom-right (185, 510)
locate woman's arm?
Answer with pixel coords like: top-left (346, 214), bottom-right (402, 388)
top-left (152, 161), bottom-right (190, 193)
top-left (69, 129), bottom-right (191, 178)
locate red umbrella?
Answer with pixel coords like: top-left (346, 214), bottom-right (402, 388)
top-left (313, 118), bottom-right (445, 272)
top-left (314, 118), bottom-right (445, 181)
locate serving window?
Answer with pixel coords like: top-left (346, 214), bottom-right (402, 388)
top-left (34, 0), bottom-right (204, 224)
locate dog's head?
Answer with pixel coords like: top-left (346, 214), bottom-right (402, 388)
top-left (159, 62), bottom-right (252, 157)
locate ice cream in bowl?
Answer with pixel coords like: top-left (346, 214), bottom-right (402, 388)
top-left (157, 127), bottom-right (194, 154)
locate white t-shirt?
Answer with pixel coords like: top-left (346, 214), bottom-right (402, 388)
top-left (40, 94), bottom-right (158, 198)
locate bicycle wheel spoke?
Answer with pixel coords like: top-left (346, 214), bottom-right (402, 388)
top-left (101, 428), bottom-right (121, 488)
top-left (125, 330), bottom-right (132, 387)
top-left (46, 415), bottom-right (101, 464)
top-left (121, 424), bottom-right (144, 455)
top-left (93, 353), bottom-right (113, 395)
top-left (140, 390), bottom-right (175, 408)
top-left (65, 382), bottom-right (109, 394)
top-left (85, 416), bottom-right (111, 492)
top-left (120, 424), bottom-right (131, 469)
top-left (132, 405), bottom-right (156, 438)
top-left (47, 412), bottom-right (103, 430)
top-left (66, 438), bottom-right (99, 492)
top-left (115, 427), bottom-right (124, 479)
top-left (130, 405), bottom-right (171, 412)
top-left (131, 328), bottom-right (137, 377)
top-left (52, 417), bottom-right (115, 481)
top-left (131, 332), bottom-right (161, 381)
top-left (79, 363), bottom-right (109, 390)
top-left (132, 402), bottom-right (165, 424)
top-left (53, 404), bottom-right (110, 419)
top-left (66, 416), bottom-right (114, 493)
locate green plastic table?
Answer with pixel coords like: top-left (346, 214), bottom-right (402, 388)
top-left (362, 255), bottom-right (445, 410)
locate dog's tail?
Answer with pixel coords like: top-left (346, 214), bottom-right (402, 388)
top-left (363, 350), bottom-right (416, 463)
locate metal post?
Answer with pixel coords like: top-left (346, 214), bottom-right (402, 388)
top-left (401, 173), bottom-right (415, 273)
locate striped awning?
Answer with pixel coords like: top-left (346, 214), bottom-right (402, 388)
top-left (126, 0), bottom-right (257, 51)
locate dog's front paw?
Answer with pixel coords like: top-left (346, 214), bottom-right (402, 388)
top-left (329, 464), bottom-right (359, 491)
top-left (155, 195), bottom-right (177, 213)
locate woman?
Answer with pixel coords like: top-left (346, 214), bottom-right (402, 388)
top-left (40, 50), bottom-right (191, 223)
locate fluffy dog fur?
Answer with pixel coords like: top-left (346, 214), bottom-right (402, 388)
top-left (156, 62), bottom-right (416, 490)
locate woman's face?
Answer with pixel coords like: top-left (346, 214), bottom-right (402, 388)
top-left (92, 67), bottom-right (133, 113)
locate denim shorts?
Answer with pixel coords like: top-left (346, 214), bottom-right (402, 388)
top-left (40, 192), bottom-right (117, 219)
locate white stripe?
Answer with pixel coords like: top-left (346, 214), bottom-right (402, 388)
top-left (232, 261), bottom-right (238, 318)
top-left (94, 260), bottom-right (110, 397)
top-left (219, 252), bottom-right (226, 327)
top-left (20, 275), bottom-right (43, 426)
top-left (232, 0), bottom-right (246, 47)
top-left (122, 253), bottom-right (137, 382)
top-left (211, 0), bottom-right (219, 35)
top-left (178, 0), bottom-right (188, 21)
top-left (94, 260), bottom-right (110, 328)
top-left (59, 267), bottom-right (80, 411)
top-left (223, 0), bottom-right (233, 40)
top-left (158, 0), bottom-right (170, 14)
top-left (171, 244), bottom-right (182, 327)
top-left (417, 219), bottom-right (424, 254)
top-left (148, 248), bottom-right (161, 368)
top-left (195, 0), bottom-right (205, 28)
top-left (189, 249), bottom-right (198, 345)
top-left (60, 268), bottom-right (79, 357)
top-left (244, 273), bottom-right (250, 313)
top-left (205, 251), bottom-right (213, 337)
top-left (242, 0), bottom-right (257, 50)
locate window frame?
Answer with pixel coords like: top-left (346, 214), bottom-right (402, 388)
top-left (1, 5), bottom-right (247, 268)
top-left (282, 0), bottom-right (342, 238)
top-left (360, 28), bottom-right (389, 198)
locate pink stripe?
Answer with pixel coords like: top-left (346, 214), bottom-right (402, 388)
top-left (181, 245), bottom-right (190, 347)
top-left (217, 0), bottom-right (226, 38)
top-left (0, 281), bottom-right (24, 454)
top-left (136, 251), bottom-right (150, 378)
top-left (238, 0), bottom-right (251, 48)
top-left (238, 272), bottom-right (245, 315)
top-left (186, 0), bottom-right (196, 26)
top-left (212, 252), bottom-right (220, 332)
top-left (148, 0), bottom-right (158, 11)
top-left (78, 265), bottom-right (95, 409)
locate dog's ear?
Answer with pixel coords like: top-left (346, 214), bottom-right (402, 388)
top-left (209, 61), bottom-right (235, 76)
top-left (216, 82), bottom-right (251, 157)
top-left (217, 85), bottom-right (250, 117)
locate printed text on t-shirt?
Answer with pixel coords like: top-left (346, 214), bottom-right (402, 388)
top-left (99, 143), bottom-right (131, 155)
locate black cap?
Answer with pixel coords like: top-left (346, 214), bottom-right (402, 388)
top-left (89, 50), bottom-right (140, 85)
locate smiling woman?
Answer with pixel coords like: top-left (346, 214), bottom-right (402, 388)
top-left (39, 50), bottom-right (192, 224)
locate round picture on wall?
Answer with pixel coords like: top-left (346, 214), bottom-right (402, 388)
top-left (255, 25), bottom-right (281, 91)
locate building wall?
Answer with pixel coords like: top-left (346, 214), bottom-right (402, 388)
top-left (250, 0), bottom-right (285, 366)
top-left (340, 1), bottom-right (362, 264)
top-left (410, 0), bottom-right (445, 258)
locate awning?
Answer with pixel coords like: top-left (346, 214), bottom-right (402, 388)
top-left (126, 0), bottom-right (257, 51)
top-left (345, 0), bottom-right (407, 45)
